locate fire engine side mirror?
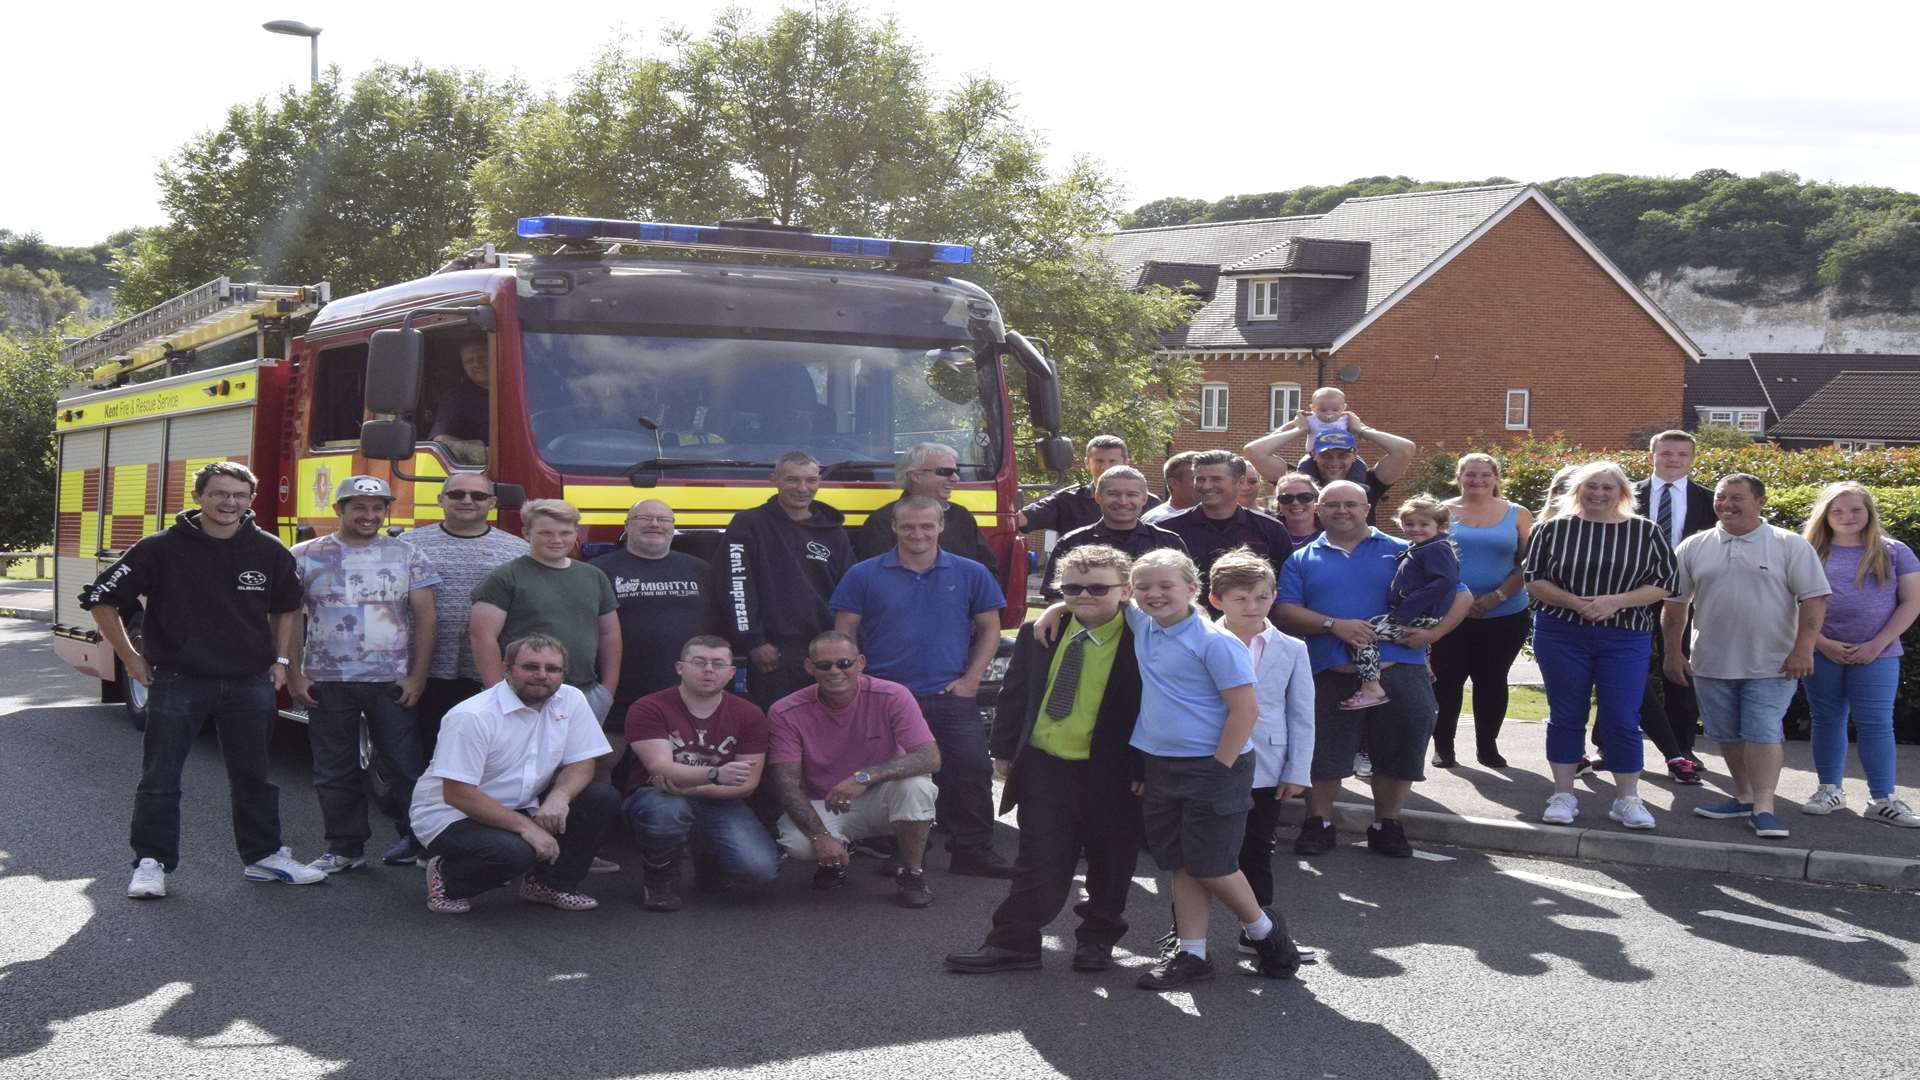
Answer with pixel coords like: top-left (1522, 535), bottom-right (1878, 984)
top-left (1038, 435), bottom-right (1074, 476)
top-left (1005, 332), bottom-right (1064, 435)
top-left (359, 418), bottom-right (416, 461)
top-left (365, 328), bottom-right (424, 414)
top-left (492, 482), bottom-right (527, 511)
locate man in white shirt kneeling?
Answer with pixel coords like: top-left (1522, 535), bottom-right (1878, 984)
top-left (410, 634), bottom-right (621, 913)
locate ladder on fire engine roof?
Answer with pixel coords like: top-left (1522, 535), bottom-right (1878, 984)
top-left (59, 277), bottom-right (331, 385)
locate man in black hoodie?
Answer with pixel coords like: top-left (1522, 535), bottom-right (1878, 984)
top-left (721, 452), bottom-right (854, 709)
top-left (82, 461), bottom-right (327, 899)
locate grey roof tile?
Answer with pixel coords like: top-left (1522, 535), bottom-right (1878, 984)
top-left (1749, 353), bottom-right (1920, 420)
top-left (1767, 370), bottom-right (1920, 441)
top-left (1683, 357), bottom-right (1769, 415)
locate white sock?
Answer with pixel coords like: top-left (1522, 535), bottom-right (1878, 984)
top-left (1242, 913), bottom-right (1273, 941)
top-left (1177, 937), bottom-right (1207, 960)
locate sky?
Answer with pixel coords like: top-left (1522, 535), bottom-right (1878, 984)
top-left (6, 0), bottom-right (1920, 246)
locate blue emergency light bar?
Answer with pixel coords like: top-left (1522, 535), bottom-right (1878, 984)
top-left (516, 215), bottom-right (972, 266)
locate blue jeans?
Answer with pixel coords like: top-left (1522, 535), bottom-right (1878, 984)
top-left (1693, 676), bottom-right (1796, 744)
top-left (623, 786), bottom-right (780, 886)
top-left (918, 692), bottom-right (996, 852)
top-left (1532, 614), bottom-right (1650, 773)
top-left (1803, 653), bottom-right (1901, 800)
top-left (131, 670), bottom-right (283, 870)
top-left (306, 681), bottom-right (423, 858)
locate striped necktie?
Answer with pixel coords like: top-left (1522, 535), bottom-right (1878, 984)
top-left (1044, 629), bottom-right (1093, 720)
top-left (1656, 482), bottom-right (1673, 542)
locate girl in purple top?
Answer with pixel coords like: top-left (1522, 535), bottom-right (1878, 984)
top-left (1800, 483), bottom-right (1920, 827)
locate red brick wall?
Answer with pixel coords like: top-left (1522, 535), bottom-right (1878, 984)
top-left (1159, 200), bottom-right (1692, 492)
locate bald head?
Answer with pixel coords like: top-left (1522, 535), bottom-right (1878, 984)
top-left (624, 498), bottom-right (677, 558)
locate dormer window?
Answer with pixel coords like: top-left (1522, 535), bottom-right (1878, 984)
top-left (1247, 278), bottom-right (1280, 321)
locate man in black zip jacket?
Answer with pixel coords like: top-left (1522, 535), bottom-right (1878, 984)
top-left (720, 452), bottom-right (854, 709)
top-left (83, 461), bottom-right (327, 899)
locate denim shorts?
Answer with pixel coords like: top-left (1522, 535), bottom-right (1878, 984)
top-left (1692, 676), bottom-right (1796, 744)
top-left (1141, 752), bottom-right (1254, 878)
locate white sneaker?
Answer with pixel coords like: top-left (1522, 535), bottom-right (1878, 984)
top-left (244, 847), bottom-right (328, 885)
top-left (1608, 796), bottom-right (1656, 831)
top-left (1542, 792), bottom-right (1579, 825)
top-left (127, 858), bottom-right (167, 899)
top-left (1801, 785), bottom-right (1847, 815)
top-left (1354, 753), bottom-right (1373, 779)
top-left (1864, 798), bottom-right (1920, 828)
top-left (307, 853), bottom-right (367, 875)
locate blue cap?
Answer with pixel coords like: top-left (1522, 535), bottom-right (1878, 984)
top-left (1311, 431), bottom-right (1357, 454)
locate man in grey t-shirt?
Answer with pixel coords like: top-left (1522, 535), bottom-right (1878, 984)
top-left (1664, 474), bottom-right (1830, 841)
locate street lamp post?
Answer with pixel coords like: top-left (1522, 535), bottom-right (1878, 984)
top-left (262, 20), bottom-right (323, 88)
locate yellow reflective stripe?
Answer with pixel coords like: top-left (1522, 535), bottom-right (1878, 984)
top-left (562, 485), bottom-right (998, 513)
top-left (56, 372), bottom-right (260, 431)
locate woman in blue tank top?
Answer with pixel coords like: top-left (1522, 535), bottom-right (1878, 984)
top-left (1428, 454), bottom-right (1533, 767)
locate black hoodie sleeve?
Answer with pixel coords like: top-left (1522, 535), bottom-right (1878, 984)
top-left (79, 537), bottom-right (154, 614)
top-left (720, 516), bottom-right (768, 651)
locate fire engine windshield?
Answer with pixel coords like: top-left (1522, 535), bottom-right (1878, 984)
top-left (520, 330), bottom-right (1002, 479)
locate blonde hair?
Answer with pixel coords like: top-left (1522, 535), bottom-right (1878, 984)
top-left (1208, 547), bottom-right (1275, 596)
top-left (1397, 494), bottom-right (1451, 529)
top-left (1132, 548), bottom-right (1201, 588)
top-left (521, 499), bottom-right (581, 528)
top-left (1539, 465), bottom-right (1578, 522)
top-left (1803, 482), bottom-right (1894, 587)
top-left (1552, 461), bottom-right (1634, 519)
top-left (1453, 453), bottom-right (1503, 496)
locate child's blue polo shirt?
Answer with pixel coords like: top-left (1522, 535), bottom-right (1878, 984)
top-left (1279, 528), bottom-right (1466, 673)
top-left (1123, 604), bottom-right (1256, 758)
top-left (828, 549), bottom-right (1006, 695)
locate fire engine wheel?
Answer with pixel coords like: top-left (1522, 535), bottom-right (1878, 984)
top-left (120, 614), bottom-right (149, 731)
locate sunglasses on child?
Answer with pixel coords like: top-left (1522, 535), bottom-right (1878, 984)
top-left (810, 658), bottom-right (859, 671)
top-left (1059, 583), bottom-right (1117, 597)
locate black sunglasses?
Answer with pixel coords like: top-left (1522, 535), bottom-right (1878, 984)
top-left (810, 658), bottom-right (858, 671)
top-left (1276, 493), bottom-right (1317, 506)
top-left (442, 490), bottom-right (494, 501)
top-left (916, 466), bottom-right (961, 478)
top-left (1059, 583), bottom-right (1117, 597)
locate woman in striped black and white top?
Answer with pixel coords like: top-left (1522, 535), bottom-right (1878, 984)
top-left (1522, 460), bottom-right (1677, 831)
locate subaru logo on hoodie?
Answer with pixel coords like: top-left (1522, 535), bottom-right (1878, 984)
top-left (805, 541), bottom-right (831, 562)
top-left (238, 570), bottom-right (268, 591)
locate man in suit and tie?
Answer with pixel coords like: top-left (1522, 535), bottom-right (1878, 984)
top-left (944, 544), bottom-right (1145, 975)
top-left (1607, 429), bottom-right (1716, 783)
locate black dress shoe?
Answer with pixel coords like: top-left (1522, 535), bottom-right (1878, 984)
top-left (641, 871), bottom-right (682, 913)
top-left (1431, 752), bottom-right (1459, 768)
top-left (948, 847), bottom-right (1016, 878)
top-left (1071, 943), bottom-right (1113, 972)
top-left (945, 944), bottom-right (1041, 973)
top-left (1477, 753), bottom-right (1509, 769)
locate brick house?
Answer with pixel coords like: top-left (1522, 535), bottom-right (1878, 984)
top-left (1684, 353), bottom-right (1920, 449)
top-left (1105, 184), bottom-right (1702, 487)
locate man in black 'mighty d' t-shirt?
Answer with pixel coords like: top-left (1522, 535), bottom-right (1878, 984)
top-left (82, 460), bottom-right (328, 899)
top-left (590, 498), bottom-right (712, 726)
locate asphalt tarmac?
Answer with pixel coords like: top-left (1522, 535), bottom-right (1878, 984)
top-left (1, 620), bottom-right (1914, 1080)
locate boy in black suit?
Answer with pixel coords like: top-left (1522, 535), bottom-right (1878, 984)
top-left (945, 544), bottom-right (1144, 974)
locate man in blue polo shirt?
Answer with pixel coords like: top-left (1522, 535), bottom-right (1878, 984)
top-left (1275, 480), bottom-right (1472, 858)
top-left (832, 496), bottom-right (1011, 877)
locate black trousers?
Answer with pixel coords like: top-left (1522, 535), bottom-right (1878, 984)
top-left (1238, 786), bottom-right (1286, 908)
top-left (425, 781), bottom-right (621, 899)
top-left (417, 676), bottom-right (482, 763)
top-left (985, 752), bottom-right (1141, 953)
top-left (744, 638), bottom-right (817, 711)
top-left (1429, 610), bottom-right (1533, 761)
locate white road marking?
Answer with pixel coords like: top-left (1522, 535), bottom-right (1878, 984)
top-left (1338, 892), bottom-right (1380, 908)
top-left (1411, 850), bottom-right (1455, 862)
top-left (1499, 868), bottom-right (1641, 900)
top-left (1131, 875), bottom-right (1160, 895)
top-left (1699, 910), bottom-right (1866, 943)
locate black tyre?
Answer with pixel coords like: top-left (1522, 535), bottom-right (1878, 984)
top-left (119, 613), bottom-right (149, 731)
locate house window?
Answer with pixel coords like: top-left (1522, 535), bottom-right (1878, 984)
top-left (1247, 279), bottom-right (1280, 321)
top-left (1269, 383), bottom-right (1301, 430)
top-left (1737, 410), bottom-right (1764, 433)
top-left (1504, 389), bottom-right (1530, 430)
top-left (1200, 384), bottom-right (1230, 431)
top-left (1706, 410), bottom-right (1735, 426)
top-left (1836, 440), bottom-right (1886, 452)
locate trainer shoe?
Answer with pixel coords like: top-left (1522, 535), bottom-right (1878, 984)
top-left (424, 856), bottom-right (470, 914)
top-left (1245, 912), bottom-right (1301, 980)
top-left (1293, 816), bottom-right (1337, 856)
top-left (1071, 943), bottom-right (1114, 972)
top-left (381, 835), bottom-right (421, 866)
top-left (1749, 811), bottom-right (1790, 839)
top-left (1800, 785), bottom-right (1847, 816)
top-left (894, 867), bottom-right (934, 909)
top-left (948, 846), bottom-right (1015, 879)
top-left (1353, 753), bottom-right (1373, 779)
top-left (589, 857), bottom-right (621, 874)
top-left (306, 852), bottom-right (367, 876)
top-left (641, 867), bottom-right (682, 913)
top-left (519, 875), bottom-right (599, 911)
top-left (1608, 796), bottom-right (1656, 831)
top-left (1864, 798), bottom-right (1920, 828)
top-left (1573, 756), bottom-right (1596, 778)
top-left (1693, 798), bottom-right (1754, 820)
top-left (1666, 757), bottom-right (1704, 785)
top-left (127, 858), bottom-right (167, 899)
top-left (1542, 792), bottom-right (1579, 825)
top-left (812, 864), bottom-right (848, 891)
top-left (1366, 819), bottom-right (1413, 858)
top-left (243, 847), bottom-right (327, 885)
top-left (1136, 950), bottom-right (1214, 990)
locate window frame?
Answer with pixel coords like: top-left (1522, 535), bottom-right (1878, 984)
top-left (307, 341), bottom-right (371, 449)
top-left (1706, 409), bottom-right (1735, 426)
top-left (1199, 383), bottom-right (1230, 431)
top-left (1736, 410), bottom-right (1765, 433)
top-left (1504, 388), bottom-right (1530, 431)
top-left (1269, 383), bottom-right (1301, 431)
top-left (1246, 278), bottom-right (1280, 321)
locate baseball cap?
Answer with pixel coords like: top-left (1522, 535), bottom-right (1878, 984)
top-left (1310, 431), bottom-right (1358, 454)
top-left (334, 475), bottom-right (395, 503)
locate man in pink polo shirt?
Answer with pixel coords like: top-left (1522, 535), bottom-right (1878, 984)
top-left (766, 631), bottom-right (942, 908)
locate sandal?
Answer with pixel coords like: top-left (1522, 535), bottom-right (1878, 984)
top-left (1339, 690), bottom-right (1389, 711)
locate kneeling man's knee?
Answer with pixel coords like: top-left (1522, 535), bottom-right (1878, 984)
top-left (881, 775), bottom-right (938, 822)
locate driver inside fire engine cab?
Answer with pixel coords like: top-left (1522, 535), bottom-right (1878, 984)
top-left (430, 335), bottom-right (492, 465)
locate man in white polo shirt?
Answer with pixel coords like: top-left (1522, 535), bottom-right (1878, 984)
top-left (1664, 474), bottom-right (1830, 841)
top-left (410, 634), bottom-right (621, 913)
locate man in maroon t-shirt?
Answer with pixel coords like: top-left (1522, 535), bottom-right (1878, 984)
top-left (622, 635), bottom-right (778, 912)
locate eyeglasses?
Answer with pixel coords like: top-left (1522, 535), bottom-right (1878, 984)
top-left (203, 492), bottom-right (252, 503)
top-left (628, 514), bottom-right (675, 525)
top-left (914, 466), bottom-right (961, 478)
top-left (1275, 493), bottom-right (1317, 506)
top-left (810, 658), bottom-right (858, 671)
top-left (679, 657), bottom-right (734, 670)
top-left (441, 490), bottom-right (494, 502)
top-left (1059, 583), bottom-right (1117, 597)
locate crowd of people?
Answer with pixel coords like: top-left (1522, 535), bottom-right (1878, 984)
top-left (79, 399), bottom-right (1918, 992)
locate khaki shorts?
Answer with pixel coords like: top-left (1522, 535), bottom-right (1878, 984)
top-left (775, 776), bottom-right (938, 859)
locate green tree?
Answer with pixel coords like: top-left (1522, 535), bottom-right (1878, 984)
top-left (0, 266), bottom-right (88, 333)
top-left (0, 323), bottom-right (78, 550)
top-left (1121, 197), bottom-right (1209, 229)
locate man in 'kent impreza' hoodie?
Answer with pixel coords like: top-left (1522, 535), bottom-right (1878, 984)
top-left (83, 461), bottom-right (328, 900)
top-left (721, 452), bottom-right (854, 709)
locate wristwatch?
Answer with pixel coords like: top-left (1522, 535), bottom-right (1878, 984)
top-left (274, 656), bottom-right (290, 665)
top-left (853, 770), bottom-right (874, 785)
top-left (706, 766), bottom-right (721, 785)
top-left (1319, 618), bottom-right (1334, 633)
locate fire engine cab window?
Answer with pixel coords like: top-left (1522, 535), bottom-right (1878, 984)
top-left (520, 331), bottom-right (1000, 478)
top-left (425, 333), bottom-right (491, 466)
top-left (308, 343), bottom-right (369, 447)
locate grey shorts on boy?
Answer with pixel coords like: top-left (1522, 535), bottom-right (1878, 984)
top-left (1141, 751), bottom-right (1255, 878)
